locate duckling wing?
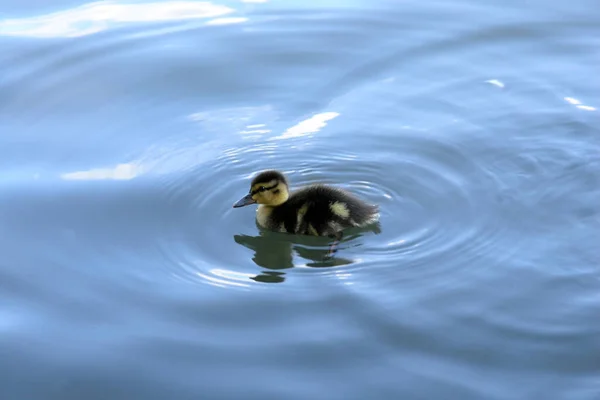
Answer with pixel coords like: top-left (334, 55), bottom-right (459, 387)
top-left (290, 185), bottom-right (378, 236)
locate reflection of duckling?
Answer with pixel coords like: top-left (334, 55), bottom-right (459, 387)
top-left (233, 170), bottom-right (379, 238)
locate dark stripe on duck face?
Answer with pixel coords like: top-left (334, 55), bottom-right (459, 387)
top-left (250, 183), bottom-right (278, 196)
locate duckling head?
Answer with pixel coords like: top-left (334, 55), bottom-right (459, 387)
top-left (233, 170), bottom-right (290, 208)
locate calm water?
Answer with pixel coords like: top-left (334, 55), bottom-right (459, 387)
top-left (1, 0), bottom-right (599, 398)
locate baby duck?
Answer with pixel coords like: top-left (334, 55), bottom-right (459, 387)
top-left (233, 170), bottom-right (379, 238)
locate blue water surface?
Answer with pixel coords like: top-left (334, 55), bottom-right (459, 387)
top-left (1, 0), bottom-right (599, 399)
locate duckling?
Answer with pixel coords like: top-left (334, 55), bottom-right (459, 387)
top-left (233, 170), bottom-right (379, 238)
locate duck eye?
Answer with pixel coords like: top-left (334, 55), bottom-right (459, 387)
top-left (259, 186), bottom-right (266, 192)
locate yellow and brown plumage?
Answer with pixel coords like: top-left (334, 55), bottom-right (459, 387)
top-left (233, 170), bottom-right (379, 237)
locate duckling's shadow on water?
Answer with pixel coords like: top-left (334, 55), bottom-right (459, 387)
top-left (233, 223), bottom-right (381, 283)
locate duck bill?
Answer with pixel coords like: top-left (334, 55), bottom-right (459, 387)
top-left (233, 194), bottom-right (257, 208)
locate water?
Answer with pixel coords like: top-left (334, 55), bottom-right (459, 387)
top-left (1, 0), bottom-right (599, 398)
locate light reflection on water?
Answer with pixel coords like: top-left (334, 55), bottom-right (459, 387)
top-left (0, 1), bottom-right (237, 38)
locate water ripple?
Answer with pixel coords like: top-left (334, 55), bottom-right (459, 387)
top-left (123, 120), bottom-right (518, 290)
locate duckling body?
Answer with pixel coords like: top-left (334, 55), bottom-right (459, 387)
top-left (234, 170), bottom-right (378, 237)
